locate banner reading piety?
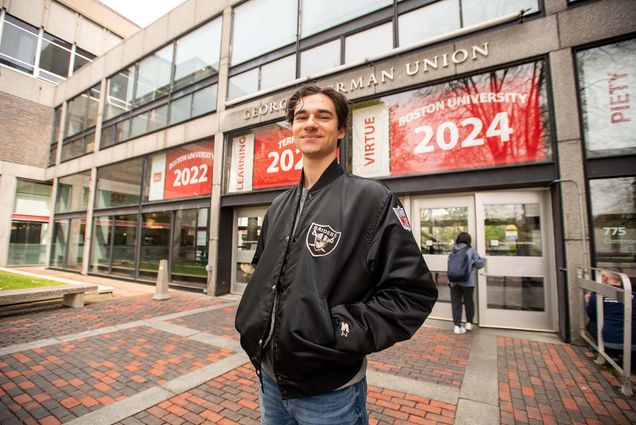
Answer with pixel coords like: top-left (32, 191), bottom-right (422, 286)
top-left (387, 61), bottom-right (548, 175)
top-left (252, 123), bottom-right (301, 190)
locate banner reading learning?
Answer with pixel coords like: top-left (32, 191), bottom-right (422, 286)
top-left (252, 123), bottom-right (301, 190)
top-left (387, 61), bottom-right (548, 175)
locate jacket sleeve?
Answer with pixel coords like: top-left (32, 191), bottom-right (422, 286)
top-left (586, 292), bottom-right (597, 321)
top-left (331, 193), bottom-right (438, 354)
top-left (471, 249), bottom-right (486, 270)
top-left (251, 212), bottom-right (269, 267)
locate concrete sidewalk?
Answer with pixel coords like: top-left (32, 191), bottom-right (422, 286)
top-left (0, 271), bottom-right (635, 424)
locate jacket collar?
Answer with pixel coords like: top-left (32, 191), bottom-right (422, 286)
top-left (299, 158), bottom-right (344, 193)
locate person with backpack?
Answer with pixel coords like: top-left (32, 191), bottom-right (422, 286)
top-left (448, 232), bottom-right (486, 334)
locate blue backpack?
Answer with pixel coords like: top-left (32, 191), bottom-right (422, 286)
top-left (447, 246), bottom-right (471, 282)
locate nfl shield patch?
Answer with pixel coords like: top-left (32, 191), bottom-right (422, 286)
top-left (306, 223), bottom-right (341, 257)
top-left (393, 206), bottom-right (412, 230)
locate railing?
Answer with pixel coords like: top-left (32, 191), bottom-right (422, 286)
top-left (578, 267), bottom-right (633, 396)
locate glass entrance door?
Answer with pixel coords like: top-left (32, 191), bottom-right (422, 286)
top-left (232, 206), bottom-right (268, 294)
top-left (412, 196), bottom-right (476, 322)
top-left (475, 190), bottom-right (555, 330)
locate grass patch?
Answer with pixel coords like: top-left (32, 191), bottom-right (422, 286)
top-left (0, 271), bottom-right (68, 291)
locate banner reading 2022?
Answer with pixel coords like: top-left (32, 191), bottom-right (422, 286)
top-left (384, 61), bottom-right (548, 175)
top-left (252, 123), bottom-right (301, 189)
top-left (163, 142), bottom-right (214, 200)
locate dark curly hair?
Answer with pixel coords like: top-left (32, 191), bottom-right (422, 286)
top-left (456, 232), bottom-right (472, 246)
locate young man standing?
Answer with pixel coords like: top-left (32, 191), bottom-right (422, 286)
top-left (235, 85), bottom-right (438, 424)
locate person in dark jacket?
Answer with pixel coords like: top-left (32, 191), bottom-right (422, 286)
top-left (235, 85), bottom-right (438, 424)
top-left (448, 232), bottom-right (486, 334)
top-left (586, 270), bottom-right (635, 356)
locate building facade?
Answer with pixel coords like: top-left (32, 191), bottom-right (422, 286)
top-left (0, 0), bottom-right (138, 267)
top-left (3, 0), bottom-right (635, 342)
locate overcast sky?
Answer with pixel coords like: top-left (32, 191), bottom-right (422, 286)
top-left (98, 0), bottom-right (187, 28)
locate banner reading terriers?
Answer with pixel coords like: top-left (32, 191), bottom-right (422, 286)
top-left (388, 61), bottom-right (548, 175)
top-left (252, 123), bottom-right (301, 190)
top-left (164, 142), bottom-right (214, 200)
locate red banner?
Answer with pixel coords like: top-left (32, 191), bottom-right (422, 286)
top-left (164, 142), bottom-right (214, 200)
top-left (252, 123), bottom-right (302, 190)
top-left (389, 62), bottom-right (547, 175)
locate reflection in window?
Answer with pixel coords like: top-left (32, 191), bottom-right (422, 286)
top-left (50, 219), bottom-right (68, 268)
top-left (420, 207), bottom-right (468, 255)
top-left (431, 271), bottom-right (452, 303)
top-left (237, 215), bottom-right (263, 251)
top-left (134, 45), bottom-right (173, 106)
top-left (345, 23), bottom-right (393, 64)
top-left (300, 40), bottom-right (340, 77)
top-left (105, 66), bottom-right (136, 120)
top-left (301, 0), bottom-right (391, 37)
top-left (484, 203), bottom-right (542, 256)
top-left (112, 215), bottom-right (137, 277)
top-left (261, 55), bottom-right (296, 90)
top-left (398, 0), bottom-right (460, 46)
top-left (66, 218), bottom-right (85, 271)
top-left (139, 212), bottom-right (171, 280)
top-left (576, 38), bottom-right (636, 156)
top-left (38, 33), bottom-right (71, 83)
top-left (487, 276), bottom-right (544, 311)
top-left (65, 84), bottom-right (100, 138)
top-left (56, 171), bottom-right (91, 213)
top-left (461, 0), bottom-right (538, 27)
top-left (60, 132), bottom-right (94, 162)
top-left (231, 0), bottom-right (297, 65)
top-left (0, 14), bottom-right (38, 73)
top-left (228, 68), bottom-right (259, 100)
top-left (174, 19), bottom-right (221, 90)
top-left (590, 177), bottom-right (636, 278)
top-left (49, 106), bottom-right (62, 166)
top-left (172, 208), bottom-right (209, 285)
top-left (91, 216), bottom-right (112, 274)
top-left (9, 221), bottom-right (48, 265)
top-left (95, 158), bottom-right (143, 209)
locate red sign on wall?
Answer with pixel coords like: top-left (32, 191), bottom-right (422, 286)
top-left (388, 62), bottom-right (547, 175)
top-left (164, 142), bottom-right (214, 200)
top-left (252, 123), bottom-right (302, 190)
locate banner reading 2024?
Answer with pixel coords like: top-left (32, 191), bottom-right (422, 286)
top-left (352, 61), bottom-right (548, 177)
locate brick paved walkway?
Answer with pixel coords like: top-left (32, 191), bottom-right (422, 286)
top-left (1, 276), bottom-right (635, 424)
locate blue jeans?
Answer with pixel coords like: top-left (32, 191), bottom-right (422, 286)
top-left (259, 371), bottom-right (368, 425)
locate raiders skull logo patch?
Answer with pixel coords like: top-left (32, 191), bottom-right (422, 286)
top-left (306, 223), bottom-right (341, 257)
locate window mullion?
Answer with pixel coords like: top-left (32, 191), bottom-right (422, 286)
top-left (34, 28), bottom-right (44, 78)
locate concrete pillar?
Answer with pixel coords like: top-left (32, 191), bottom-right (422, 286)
top-left (0, 175), bottom-right (18, 267)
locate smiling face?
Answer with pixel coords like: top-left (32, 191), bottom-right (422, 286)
top-left (292, 93), bottom-right (345, 161)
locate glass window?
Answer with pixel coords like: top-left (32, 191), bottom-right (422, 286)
top-left (484, 203), bottom-right (542, 257)
top-left (111, 214), bottom-right (137, 277)
top-left (301, 0), bottom-right (391, 37)
top-left (589, 177), bottom-right (636, 279)
top-left (134, 44), bottom-right (173, 106)
top-left (231, 0), bottom-right (297, 65)
top-left (56, 171), bottom-right (90, 213)
top-left (50, 219), bottom-right (68, 268)
top-left (148, 105), bottom-right (168, 131)
top-left (60, 134), bottom-right (94, 162)
top-left (91, 216), bottom-right (112, 274)
top-left (172, 208), bottom-right (209, 285)
top-left (73, 47), bottom-right (94, 73)
top-left (192, 84), bottom-right (217, 117)
top-left (300, 40), bottom-right (340, 78)
top-left (261, 55), bottom-right (296, 91)
top-left (8, 221), bottom-right (48, 265)
top-left (461, 0), bottom-right (539, 27)
top-left (95, 158), bottom-right (143, 209)
top-left (144, 140), bottom-right (214, 202)
top-left (49, 106), bottom-right (62, 166)
top-left (345, 23), bottom-right (393, 64)
top-left (65, 218), bottom-right (85, 271)
top-left (130, 112), bottom-right (149, 138)
top-left (105, 66), bottom-right (136, 120)
top-left (0, 15), bottom-right (38, 73)
top-left (174, 18), bottom-right (222, 90)
top-left (14, 180), bottom-right (52, 216)
top-left (487, 276), bottom-right (545, 311)
top-left (139, 211), bottom-right (171, 280)
top-left (65, 93), bottom-right (88, 137)
top-left (420, 207), bottom-right (468, 255)
top-left (38, 33), bottom-right (71, 81)
top-left (349, 60), bottom-right (550, 178)
top-left (576, 38), bottom-right (636, 157)
top-left (170, 94), bottom-right (192, 124)
top-left (398, 0), bottom-right (460, 46)
top-left (101, 125), bottom-right (116, 149)
top-left (115, 119), bottom-right (130, 144)
top-left (228, 68), bottom-right (259, 100)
